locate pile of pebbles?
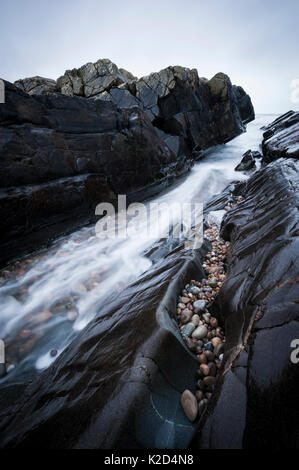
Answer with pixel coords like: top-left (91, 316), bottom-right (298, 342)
top-left (178, 197), bottom-right (244, 422)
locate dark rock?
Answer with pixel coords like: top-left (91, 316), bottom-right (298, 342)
top-left (232, 85), bottom-right (255, 124)
top-left (262, 111), bottom-right (299, 164)
top-left (199, 158), bottom-right (299, 449)
top-left (0, 81), bottom-right (187, 266)
top-left (14, 59), bottom-right (255, 161)
top-left (235, 149), bottom-right (258, 172)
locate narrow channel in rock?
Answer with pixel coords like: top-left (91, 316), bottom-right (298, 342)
top-left (179, 195), bottom-right (245, 422)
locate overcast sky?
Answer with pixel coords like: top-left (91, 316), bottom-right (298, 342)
top-left (1, 0), bottom-right (298, 113)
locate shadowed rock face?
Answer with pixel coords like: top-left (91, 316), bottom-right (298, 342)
top-left (0, 81), bottom-right (187, 266)
top-left (198, 158), bottom-right (299, 449)
top-left (262, 110), bottom-right (299, 164)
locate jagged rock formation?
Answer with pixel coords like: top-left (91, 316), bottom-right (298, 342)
top-left (235, 149), bottom-right (260, 172)
top-left (14, 58), bottom-right (255, 159)
top-left (0, 81), bottom-right (185, 266)
top-left (232, 85), bottom-right (255, 124)
top-left (198, 158), bottom-right (299, 449)
top-left (262, 110), bottom-right (299, 164)
top-left (14, 76), bottom-right (57, 95)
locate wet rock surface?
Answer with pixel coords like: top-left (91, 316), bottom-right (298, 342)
top-left (0, 241), bottom-right (210, 449)
top-left (262, 110), bottom-right (299, 164)
top-left (198, 158), bottom-right (299, 449)
top-left (235, 149), bottom-right (260, 172)
top-left (0, 81), bottom-right (186, 266)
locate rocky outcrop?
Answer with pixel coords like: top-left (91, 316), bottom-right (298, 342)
top-left (262, 111), bottom-right (299, 164)
top-left (14, 76), bottom-right (57, 95)
top-left (198, 158), bottom-right (299, 449)
top-left (14, 59), bottom-right (255, 160)
top-left (232, 85), bottom-right (255, 124)
top-left (0, 81), bottom-right (186, 266)
top-left (235, 149), bottom-right (261, 172)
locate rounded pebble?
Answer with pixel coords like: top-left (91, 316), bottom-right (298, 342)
top-left (181, 390), bottom-right (198, 422)
top-left (192, 325), bottom-right (208, 340)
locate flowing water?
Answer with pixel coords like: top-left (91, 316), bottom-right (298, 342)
top-left (0, 114), bottom-right (276, 386)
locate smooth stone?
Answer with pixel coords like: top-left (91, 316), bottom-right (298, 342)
top-left (208, 277), bottom-right (218, 288)
top-left (211, 337), bottom-right (222, 347)
top-left (180, 309), bottom-right (193, 325)
top-left (181, 390), bottom-right (198, 422)
top-left (198, 354), bottom-right (207, 364)
top-left (203, 376), bottom-right (216, 386)
top-left (181, 297), bottom-right (190, 304)
top-left (185, 337), bottom-right (197, 352)
top-left (178, 303), bottom-right (186, 309)
top-left (202, 314), bottom-right (210, 324)
top-left (208, 362), bottom-right (217, 377)
top-left (193, 300), bottom-right (206, 314)
top-left (219, 354), bottom-right (224, 361)
top-left (192, 325), bottom-right (208, 340)
top-left (214, 342), bottom-right (225, 357)
top-left (181, 322), bottom-right (196, 339)
top-left (191, 314), bottom-right (200, 326)
top-left (204, 351), bottom-right (215, 362)
top-left (200, 364), bottom-right (210, 376)
top-left (210, 317), bottom-right (219, 328)
top-left (196, 390), bottom-right (204, 402)
top-left (188, 286), bottom-right (201, 295)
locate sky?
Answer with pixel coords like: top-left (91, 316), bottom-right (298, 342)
top-left (1, 0), bottom-right (298, 113)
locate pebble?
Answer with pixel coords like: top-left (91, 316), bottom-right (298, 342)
top-left (180, 309), bottom-right (193, 325)
top-left (211, 337), bottom-right (222, 348)
top-left (214, 343), bottom-right (225, 357)
top-left (188, 286), bottom-right (201, 295)
top-left (191, 314), bottom-right (200, 326)
top-left (203, 376), bottom-right (216, 386)
top-left (199, 364), bottom-right (210, 376)
top-left (181, 390), bottom-right (198, 422)
top-left (192, 325), bottom-right (208, 340)
top-left (193, 300), bottom-right (206, 313)
top-left (210, 317), bottom-right (218, 328)
top-left (181, 322), bottom-right (196, 339)
top-left (198, 354), bottom-right (207, 364)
